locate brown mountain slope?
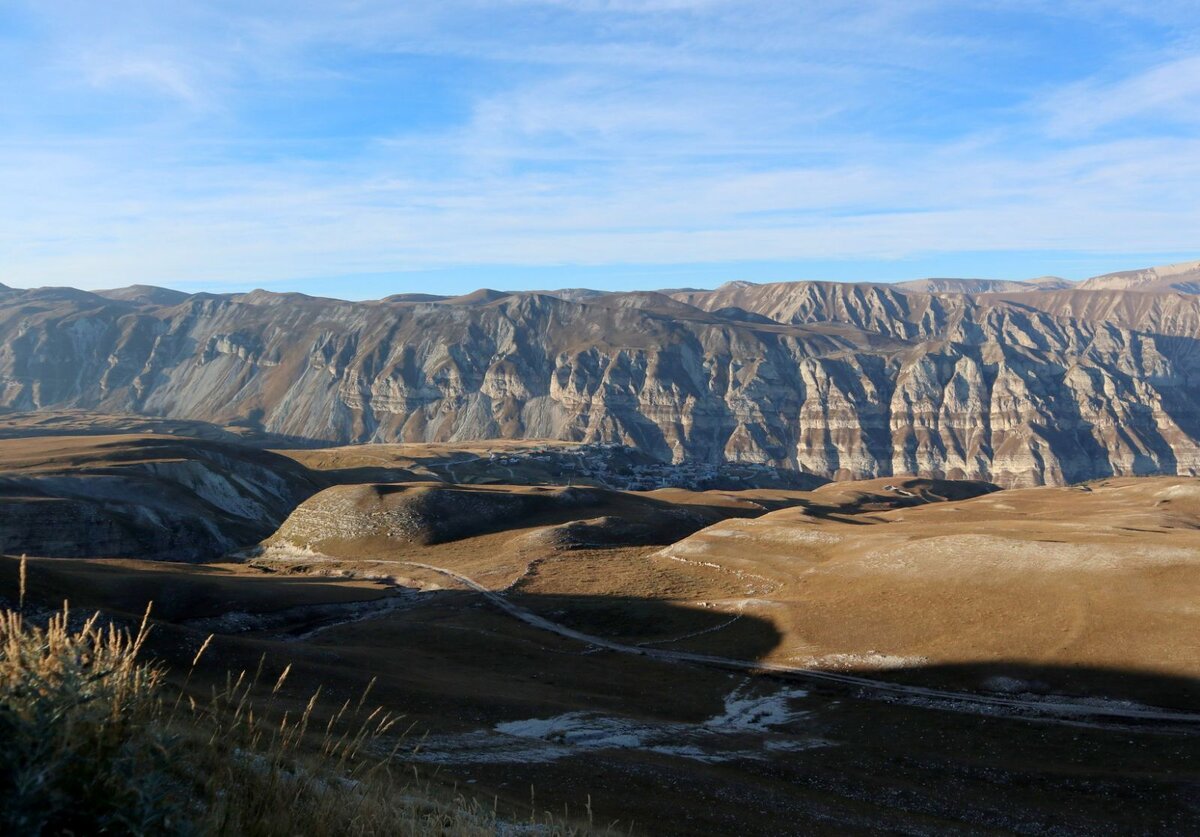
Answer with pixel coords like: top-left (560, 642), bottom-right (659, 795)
top-left (241, 472), bottom-right (1200, 693)
top-left (3, 263), bottom-right (1200, 486)
top-left (651, 476), bottom-right (1200, 680)
top-left (0, 434), bottom-right (323, 560)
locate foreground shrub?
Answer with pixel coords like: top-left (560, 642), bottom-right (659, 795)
top-left (0, 591), bottom-right (587, 836)
top-left (0, 605), bottom-right (179, 834)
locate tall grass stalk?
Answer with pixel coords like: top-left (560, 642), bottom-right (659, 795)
top-left (0, 601), bottom-right (595, 836)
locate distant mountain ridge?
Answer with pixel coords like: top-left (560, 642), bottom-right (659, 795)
top-left (2, 259), bottom-right (1200, 487)
top-left (895, 276), bottom-right (1075, 293)
top-left (1077, 259), bottom-right (1200, 293)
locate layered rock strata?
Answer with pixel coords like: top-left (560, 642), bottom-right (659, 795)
top-left (3, 268), bottom-right (1200, 487)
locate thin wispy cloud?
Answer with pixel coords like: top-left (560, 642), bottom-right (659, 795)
top-left (1043, 55), bottom-right (1200, 135)
top-left (0, 1), bottom-right (1197, 295)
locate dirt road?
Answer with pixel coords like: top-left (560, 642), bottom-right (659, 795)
top-left (399, 561), bottom-right (1200, 727)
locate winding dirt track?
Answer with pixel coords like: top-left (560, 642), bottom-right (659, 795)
top-left (399, 561), bottom-right (1200, 727)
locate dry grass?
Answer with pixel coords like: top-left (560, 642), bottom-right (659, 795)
top-left (0, 562), bottom-right (594, 836)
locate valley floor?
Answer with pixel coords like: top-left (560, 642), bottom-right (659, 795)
top-left (2, 431), bottom-right (1199, 834)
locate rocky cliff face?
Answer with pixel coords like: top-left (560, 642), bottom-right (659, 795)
top-left (3, 263), bottom-right (1200, 487)
top-left (0, 436), bottom-right (322, 560)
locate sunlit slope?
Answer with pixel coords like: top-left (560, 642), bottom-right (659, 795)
top-left (651, 477), bottom-right (1200, 675)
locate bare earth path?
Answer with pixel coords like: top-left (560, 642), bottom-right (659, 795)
top-left (398, 561), bottom-right (1200, 728)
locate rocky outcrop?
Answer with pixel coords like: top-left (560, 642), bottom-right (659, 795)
top-left (0, 436), bottom-right (322, 560)
top-left (269, 483), bottom-right (599, 551)
top-left (3, 261), bottom-right (1200, 487)
top-left (264, 483), bottom-right (721, 558)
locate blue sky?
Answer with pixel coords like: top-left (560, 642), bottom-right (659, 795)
top-left (1, 1), bottom-right (1199, 298)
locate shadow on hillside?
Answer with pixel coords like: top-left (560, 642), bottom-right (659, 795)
top-left (0, 554), bottom-right (393, 624)
top-left (843, 660), bottom-right (1200, 713)
top-left (6, 552), bottom-right (1199, 716)
top-left (308, 466), bottom-right (434, 485)
top-left (7, 550), bottom-right (1200, 837)
top-left (266, 482), bottom-right (776, 552)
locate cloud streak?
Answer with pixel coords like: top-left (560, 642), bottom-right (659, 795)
top-left (0, 1), bottom-right (1198, 292)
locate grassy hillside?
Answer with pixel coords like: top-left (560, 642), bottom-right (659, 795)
top-left (0, 572), bottom-right (591, 836)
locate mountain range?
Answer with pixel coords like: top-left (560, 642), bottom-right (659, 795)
top-left (3, 259), bottom-right (1200, 487)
